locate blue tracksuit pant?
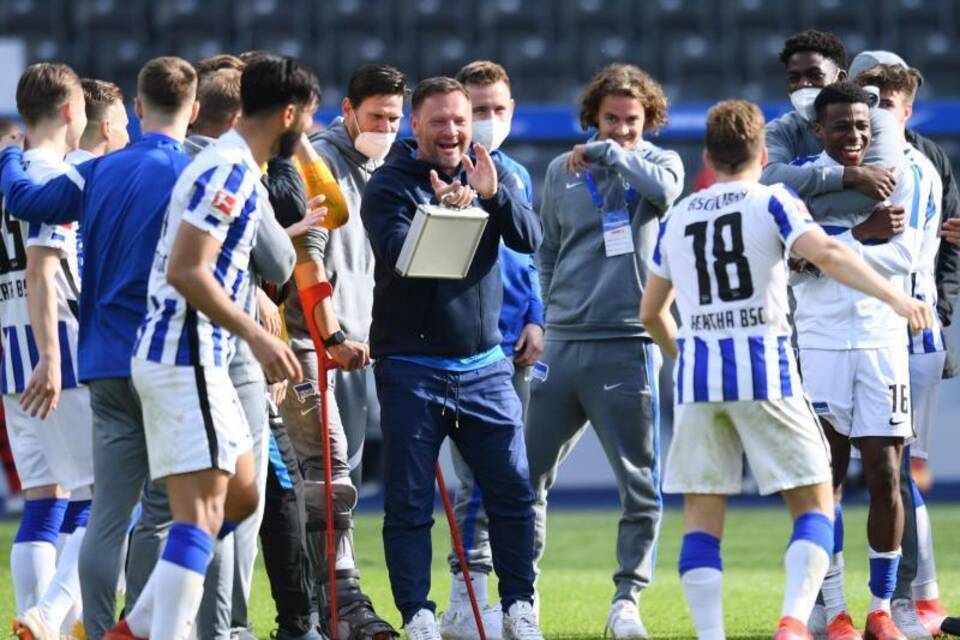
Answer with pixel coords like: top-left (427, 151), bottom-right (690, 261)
top-left (374, 357), bottom-right (535, 623)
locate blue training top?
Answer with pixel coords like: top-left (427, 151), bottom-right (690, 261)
top-left (0, 133), bottom-right (191, 382)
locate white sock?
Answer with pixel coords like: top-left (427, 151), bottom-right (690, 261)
top-left (124, 569), bottom-right (156, 637)
top-left (38, 526), bottom-right (85, 629)
top-left (783, 539), bottom-right (831, 622)
top-left (149, 559), bottom-right (207, 639)
top-left (681, 567), bottom-right (724, 640)
top-left (822, 552), bottom-right (847, 621)
top-left (11, 542), bottom-right (57, 613)
top-left (912, 503), bottom-right (939, 601)
top-left (451, 571), bottom-right (489, 608)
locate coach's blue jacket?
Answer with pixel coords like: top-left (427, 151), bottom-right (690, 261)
top-left (360, 139), bottom-right (542, 359)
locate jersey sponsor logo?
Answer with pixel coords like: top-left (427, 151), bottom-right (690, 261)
top-left (211, 190), bottom-right (238, 216)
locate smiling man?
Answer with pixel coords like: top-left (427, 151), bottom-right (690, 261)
top-left (527, 63), bottom-right (684, 639)
top-left (791, 82), bottom-right (926, 640)
top-left (360, 77), bottom-right (542, 640)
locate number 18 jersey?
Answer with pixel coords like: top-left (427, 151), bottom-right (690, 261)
top-left (648, 180), bottom-right (814, 404)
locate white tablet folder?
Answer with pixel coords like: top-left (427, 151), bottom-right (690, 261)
top-left (395, 204), bottom-right (489, 279)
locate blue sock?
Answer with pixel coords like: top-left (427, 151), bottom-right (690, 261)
top-left (833, 504), bottom-right (844, 554)
top-left (15, 498), bottom-right (68, 543)
top-left (679, 531), bottom-right (722, 575)
top-left (162, 522), bottom-right (214, 574)
top-left (790, 511), bottom-right (834, 556)
top-left (679, 532), bottom-right (724, 638)
top-left (60, 500), bottom-right (92, 535)
top-left (217, 520), bottom-right (238, 540)
top-left (868, 548), bottom-right (900, 601)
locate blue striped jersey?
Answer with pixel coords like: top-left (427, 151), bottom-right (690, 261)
top-left (648, 180), bottom-right (814, 403)
top-left (0, 149), bottom-right (81, 395)
top-left (905, 145), bottom-right (946, 355)
top-left (792, 151), bottom-right (922, 350)
top-left (133, 130), bottom-right (266, 368)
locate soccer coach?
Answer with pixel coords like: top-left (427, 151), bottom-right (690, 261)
top-left (359, 77), bottom-right (543, 639)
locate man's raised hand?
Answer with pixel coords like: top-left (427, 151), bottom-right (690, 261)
top-left (463, 143), bottom-right (498, 200)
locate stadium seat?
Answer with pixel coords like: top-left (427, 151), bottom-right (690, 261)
top-left (0, 0), bottom-right (67, 33)
top-left (333, 32), bottom-right (410, 90)
top-left (233, 0), bottom-right (314, 34)
top-left (322, 0), bottom-right (396, 36)
top-left (413, 36), bottom-right (493, 80)
top-left (883, 0), bottom-right (956, 35)
top-left (662, 33), bottom-right (735, 100)
top-left (560, 0), bottom-right (631, 38)
top-left (498, 34), bottom-right (576, 102)
top-left (71, 0), bottom-right (150, 33)
top-left (399, 0), bottom-right (476, 38)
top-left (150, 0), bottom-right (232, 33)
top-left (82, 33), bottom-right (153, 96)
top-left (478, 0), bottom-right (555, 40)
top-left (576, 36), bottom-right (658, 83)
top-left (900, 31), bottom-right (958, 97)
top-left (238, 29), bottom-right (333, 81)
top-left (736, 30), bottom-right (790, 101)
top-left (798, 0), bottom-right (876, 37)
top-left (720, 0), bottom-right (791, 32)
top-left (157, 33), bottom-right (232, 68)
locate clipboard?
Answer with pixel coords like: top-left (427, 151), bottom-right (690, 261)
top-left (395, 203), bottom-right (489, 279)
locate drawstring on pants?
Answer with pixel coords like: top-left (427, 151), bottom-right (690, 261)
top-left (440, 374), bottom-right (462, 429)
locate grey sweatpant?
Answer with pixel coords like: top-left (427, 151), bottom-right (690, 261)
top-left (124, 378), bottom-right (270, 639)
top-left (447, 364), bottom-right (531, 573)
top-left (332, 367), bottom-right (379, 488)
top-left (525, 339), bottom-right (662, 604)
top-left (79, 378), bottom-right (149, 640)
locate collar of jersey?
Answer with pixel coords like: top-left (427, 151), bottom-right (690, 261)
top-left (22, 146), bottom-right (66, 167)
top-left (216, 129), bottom-right (264, 176)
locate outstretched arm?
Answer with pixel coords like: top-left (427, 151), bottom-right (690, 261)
top-left (0, 148), bottom-right (85, 225)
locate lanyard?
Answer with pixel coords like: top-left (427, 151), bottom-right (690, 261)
top-left (583, 172), bottom-right (637, 212)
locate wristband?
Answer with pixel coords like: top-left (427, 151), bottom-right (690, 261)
top-left (323, 330), bottom-right (346, 348)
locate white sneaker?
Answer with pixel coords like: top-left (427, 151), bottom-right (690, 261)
top-left (808, 603), bottom-right (828, 640)
top-left (502, 602), bottom-right (542, 640)
top-left (439, 603), bottom-right (503, 640)
top-left (12, 607), bottom-right (57, 640)
top-left (605, 599), bottom-right (649, 640)
top-left (891, 599), bottom-right (933, 640)
top-left (406, 609), bottom-right (442, 640)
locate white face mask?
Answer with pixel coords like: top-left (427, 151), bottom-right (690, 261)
top-left (790, 87), bottom-right (821, 122)
top-left (471, 117), bottom-right (511, 152)
top-left (352, 113), bottom-right (396, 161)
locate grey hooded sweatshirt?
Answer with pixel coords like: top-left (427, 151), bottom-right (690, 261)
top-left (762, 107), bottom-right (904, 220)
top-left (283, 117), bottom-right (379, 350)
top-left (538, 138), bottom-right (684, 340)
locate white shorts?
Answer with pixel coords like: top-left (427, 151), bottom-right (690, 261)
top-left (662, 395), bottom-right (832, 496)
top-left (799, 347), bottom-right (913, 441)
top-left (908, 351), bottom-right (946, 460)
top-left (3, 386), bottom-right (94, 492)
top-left (132, 358), bottom-right (252, 480)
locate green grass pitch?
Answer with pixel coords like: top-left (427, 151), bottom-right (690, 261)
top-left (0, 505), bottom-right (958, 639)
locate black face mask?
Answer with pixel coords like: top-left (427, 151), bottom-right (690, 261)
top-left (277, 128), bottom-right (300, 158)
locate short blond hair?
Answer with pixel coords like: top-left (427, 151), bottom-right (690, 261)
top-left (456, 60), bottom-right (510, 88)
top-left (705, 100), bottom-right (766, 174)
top-left (579, 63), bottom-right (668, 133)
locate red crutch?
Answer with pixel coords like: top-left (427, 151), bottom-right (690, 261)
top-left (298, 280), bottom-right (342, 640)
top-left (436, 463), bottom-right (486, 640)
